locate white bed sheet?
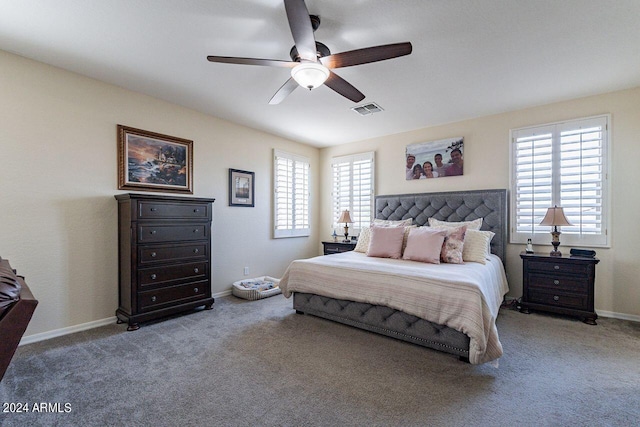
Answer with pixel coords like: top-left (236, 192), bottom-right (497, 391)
top-left (279, 251), bottom-right (509, 364)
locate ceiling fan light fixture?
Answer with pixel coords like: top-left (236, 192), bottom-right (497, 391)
top-left (291, 62), bottom-right (329, 90)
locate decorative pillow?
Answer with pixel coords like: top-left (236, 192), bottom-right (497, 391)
top-left (432, 225), bottom-right (467, 264)
top-left (462, 229), bottom-right (495, 264)
top-left (402, 227), bottom-right (447, 264)
top-left (355, 219), bottom-right (414, 253)
top-left (428, 217), bottom-right (482, 231)
top-left (366, 226), bottom-right (406, 259)
top-left (373, 218), bottom-right (413, 227)
top-left (354, 227), bottom-right (372, 252)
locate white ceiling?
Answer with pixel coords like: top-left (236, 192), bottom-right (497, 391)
top-left (1, 0), bottom-right (639, 148)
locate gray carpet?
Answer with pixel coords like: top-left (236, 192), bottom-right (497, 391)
top-left (1, 294), bottom-right (639, 427)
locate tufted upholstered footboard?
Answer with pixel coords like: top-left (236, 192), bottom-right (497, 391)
top-left (294, 293), bottom-right (470, 360)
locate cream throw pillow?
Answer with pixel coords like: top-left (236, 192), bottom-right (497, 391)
top-left (462, 229), bottom-right (495, 264)
top-left (428, 217), bottom-right (482, 231)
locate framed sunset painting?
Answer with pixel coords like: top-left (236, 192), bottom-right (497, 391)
top-left (117, 125), bottom-right (193, 194)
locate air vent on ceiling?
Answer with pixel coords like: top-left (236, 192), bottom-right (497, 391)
top-left (351, 102), bottom-right (384, 116)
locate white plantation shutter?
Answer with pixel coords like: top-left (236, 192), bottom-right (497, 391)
top-left (331, 152), bottom-right (375, 231)
top-left (274, 150), bottom-right (310, 238)
top-left (510, 115), bottom-right (609, 247)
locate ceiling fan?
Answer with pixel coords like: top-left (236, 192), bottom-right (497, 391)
top-left (206, 0), bottom-right (412, 105)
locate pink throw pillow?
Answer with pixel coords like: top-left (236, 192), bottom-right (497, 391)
top-left (402, 227), bottom-right (448, 264)
top-left (366, 226), bottom-right (405, 259)
top-left (439, 225), bottom-right (467, 264)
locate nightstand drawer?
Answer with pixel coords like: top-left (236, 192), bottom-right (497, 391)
top-left (526, 289), bottom-right (588, 310)
top-left (528, 274), bottom-right (588, 294)
top-left (322, 241), bottom-right (356, 255)
top-left (527, 260), bottom-right (589, 276)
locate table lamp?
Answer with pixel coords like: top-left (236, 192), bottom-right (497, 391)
top-left (337, 210), bottom-right (354, 243)
top-left (539, 205), bottom-right (573, 256)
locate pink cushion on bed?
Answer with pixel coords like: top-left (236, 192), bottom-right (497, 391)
top-left (437, 225), bottom-right (467, 264)
top-left (402, 227), bottom-right (447, 264)
top-left (366, 225), bottom-right (405, 259)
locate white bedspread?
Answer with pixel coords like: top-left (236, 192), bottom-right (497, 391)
top-left (279, 252), bottom-right (509, 364)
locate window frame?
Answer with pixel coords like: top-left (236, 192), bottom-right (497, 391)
top-left (331, 151), bottom-right (375, 233)
top-left (273, 149), bottom-right (311, 239)
top-left (509, 114), bottom-right (611, 248)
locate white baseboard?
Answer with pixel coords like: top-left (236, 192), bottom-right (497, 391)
top-left (597, 310), bottom-right (640, 323)
top-left (20, 289), bottom-right (235, 346)
top-left (19, 317), bottom-right (117, 346)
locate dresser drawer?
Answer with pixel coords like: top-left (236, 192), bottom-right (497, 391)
top-left (139, 262), bottom-right (208, 288)
top-left (138, 224), bottom-right (208, 243)
top-left (527, 260), bottom-right (589, 276)
top-left (137, 201), bottom-right (210, 220)
top-left (527, 273), bottom-right (588, 294)
top-left (138, 280), bottom-right (208, 312)
top-left (139, 243), bottom-right (208, 265)
top-left (526, 288), bottom-right (588, 310)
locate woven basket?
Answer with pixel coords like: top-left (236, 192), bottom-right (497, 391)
top-left (232, 276), bottom-right (281, 301)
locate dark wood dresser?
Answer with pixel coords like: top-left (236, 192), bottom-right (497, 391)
top-left (520, 252), bottom-right (599, 324)
top-left (115, 193), bottom-right (215, 330)
top-left (322, 241), bottom-right (357, 255)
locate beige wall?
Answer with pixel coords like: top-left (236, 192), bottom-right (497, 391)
top-left (320, 86), bottom-right (640, 320)
top-left (0, 50), bottom-right (320, 338)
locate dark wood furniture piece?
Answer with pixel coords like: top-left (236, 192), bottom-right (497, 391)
top-left (115, 193), bottom-right (215, 331)
top-left (0, 257), bottom-right (38, 382)
top-left (520, 252), bottom-right (599, 324)
top-left (322, 241), bottom-right (356, 255)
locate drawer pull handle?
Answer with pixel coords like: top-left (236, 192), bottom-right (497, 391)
top-left (150, 208), bottom-right (157, 212)
top-left (150, 230), bottom-right (157, 235)
top-left (193, 209), bottom-right (199, 213)
top-left (193, 248), bottom-right (199, 254)
top-left (554, 265), bottom-right (560, 270)
top-left (553, 295), bottom-right (560, 301)
top-left (194, 287), bottom-right (199, 293)
top-left (151, 296), bottom-right (157, 302)
top-left (193, 229), bottom-right (199, 233)
top-left (151, 252), bottom-right (157, 258)
top-left (554, 280), bottom-right (559, 285)
top-left (151, 274), bottom-right (157, 280)
top-left (194, 268), bottom-right (199, 273)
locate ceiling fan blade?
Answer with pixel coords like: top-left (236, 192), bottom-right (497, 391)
top-left (269, 78), bottom-right (299, 105)
top-left (320, 42), bottom-right (413, 69)
top-left (324, 71), bottom-right (365, 103)
top-left (284, 0), bottom-right (317, 62)
top-left (207, 56), bottom-right (298, 68)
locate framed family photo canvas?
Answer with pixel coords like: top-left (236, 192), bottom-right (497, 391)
top-left (229, 168), bottom-right (255, 207)
top-left (117, 125), bottom-right (193, 193)
top-left (405, 137), bottom-right (464, 180)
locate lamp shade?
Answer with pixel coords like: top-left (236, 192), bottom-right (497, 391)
top-left (539, 205), bottom-right (573, 227)
top-left (338, 210), bottom-right (354, 224)
top-left (291, 62), bottom-right (330, 90)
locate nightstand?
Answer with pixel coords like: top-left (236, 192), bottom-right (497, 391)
top-left (322, 241), bottom-right (356, 255)
top-left (520, 252), bottom-right (599, 324)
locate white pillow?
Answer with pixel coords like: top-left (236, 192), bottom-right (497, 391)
top-left (402, 227), bottom-right (447, 264)
top-left (373, 218), bottom-right (413, 227)
top-left (354, 218), bottom-right (413, 253)
top-left (462, 229), bottom-right (495, 264)
top-left (428, 217), bottom-right (482, 231)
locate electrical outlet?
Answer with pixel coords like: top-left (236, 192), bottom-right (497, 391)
top-left (243, 266), bottom-right (249, 276)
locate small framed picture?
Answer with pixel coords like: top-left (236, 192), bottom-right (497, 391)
top-left (229, 168), bottom-right (255, 207)
top-left (117, 125), bottom-right (193, 194)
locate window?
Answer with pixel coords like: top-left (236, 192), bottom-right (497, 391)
top-left (273, 149), bottom-right (310, 238)
top-left (510, 115), bottom-right (610, 247)
top-left (331, 152), bottom-right (375, 231)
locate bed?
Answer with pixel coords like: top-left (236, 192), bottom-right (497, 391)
top-left (279, 189), bottom-right (509, 364)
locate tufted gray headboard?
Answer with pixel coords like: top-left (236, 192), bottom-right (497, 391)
top-left (375, 189), bottom-right (508, 263)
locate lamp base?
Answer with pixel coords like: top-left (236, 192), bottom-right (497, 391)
top-left (550, 229), bottom-right (562, 256)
